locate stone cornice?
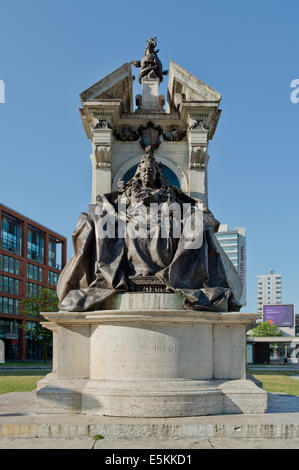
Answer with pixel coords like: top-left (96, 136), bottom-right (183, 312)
top-left (41, 310), bottom-right (260, 326)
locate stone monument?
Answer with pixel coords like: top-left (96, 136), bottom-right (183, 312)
top-left (36, 38), bottom-right (267, 417)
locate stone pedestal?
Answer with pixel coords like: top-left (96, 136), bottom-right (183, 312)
top-left (140, 77), bottom-right (164, 111)
top-left (36, 293), bottom-right (267, 417)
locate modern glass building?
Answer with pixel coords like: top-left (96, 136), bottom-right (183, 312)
top-left (0, 203), bottom-right (67, 360)
top-left (215, 224), bottom-right (246, 305)
top-left (257, 269), bottom-right (282, 315)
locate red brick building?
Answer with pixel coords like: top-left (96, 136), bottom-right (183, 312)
top-left (0, 203), bottom-right (67, 360)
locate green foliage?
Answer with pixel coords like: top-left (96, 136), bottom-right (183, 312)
top-left (249, 321), bottom-right (282, 337)
top-left (21, 288), bottom-right (58, 317)
top-left (20, 288), bottom-right (58, 362)
top-left (93, 434), bottom-right (104, 440)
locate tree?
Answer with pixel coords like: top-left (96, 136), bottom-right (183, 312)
top-left (249, 320), bottom-right (282, 338)
top-left (20, 288), bottom-right (58, 363)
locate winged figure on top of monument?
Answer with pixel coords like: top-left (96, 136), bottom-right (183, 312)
top-left (132, 37), bottom-right (168, 84)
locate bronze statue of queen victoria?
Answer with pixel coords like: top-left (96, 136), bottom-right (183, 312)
top-left (57, 152), bottom-right (242, 312)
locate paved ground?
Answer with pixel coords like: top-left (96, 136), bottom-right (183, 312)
top-left (0, 391), bottom-right (299, 448)
top-left (0, 437), bottom-right (298, 449)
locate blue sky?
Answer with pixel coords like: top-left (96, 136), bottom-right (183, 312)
top-left (0, 0), bottom-right (298, 313)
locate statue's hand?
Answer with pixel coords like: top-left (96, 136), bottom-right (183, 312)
top-left (131, 60), bottom-right (141, 68)
top-left (162, 70), bottom-right (168, 76)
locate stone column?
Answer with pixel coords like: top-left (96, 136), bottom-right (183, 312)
top-left (188, 126), bottom-right (209, 206)
top-left (90, 126), bottom-right (113, 203)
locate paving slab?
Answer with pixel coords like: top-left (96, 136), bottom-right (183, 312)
top-left (0, 437), bottom-right (95, 449)
top-left (209, 438), bottom-right (299, 449)
top-left (93, 438), bottom-right (213, 449)
top-left (0, 437), bottom-right (299, 449)
top-left (1, 391), bottom-right (299, 440)
top-left (95, 438), bottom-right (299, 449)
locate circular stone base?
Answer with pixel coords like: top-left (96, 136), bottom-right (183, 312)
top-left (81, 378), bottom-right (224, 417)
top-left (37, 299), bottom-right (265, 417)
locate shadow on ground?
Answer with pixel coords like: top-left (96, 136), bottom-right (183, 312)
top-left (268, 392), bottom-right (299, 413)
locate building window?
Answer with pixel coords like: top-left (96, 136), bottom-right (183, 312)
top-left (1, 214), bottom-right (22, 255)
top-left (48, 271), bottom-right (59, 286)
top-left (26, 282), bottom-right (41, 298)
top-left (0, 319), bottom-right (19, 337)
top-left (48, 237), bottom-right (63, 270)
top-left (26, 263), bottom-right (43, 282)
top-left (48, 237), bottom-right (56, 269)
top-left (0, 296), bottom-right (19, 315)
top-left (27, 227), bottom-right (44, 264)
top-left (0, 275), bottom-right (19, 295)
top-left (0, 254), bottom-right (20, 275)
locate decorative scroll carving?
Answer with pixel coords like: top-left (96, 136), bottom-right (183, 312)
top-left (189, 119), bottom-right (209, 131)
top-left (162, 128), bottom-right (186, 142)
top-left (93, 145), bottom-right (111, 168)
top-left (93, 118), bottom-right (112, 130)
top-left (190, 146), bottom-right (208, 169)
top-left (114, 126), bottom-right (140, 141)
top-left (113, 123), bottom-right (186, 144)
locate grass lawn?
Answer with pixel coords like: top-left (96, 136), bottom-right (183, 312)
top-left (250, 369), bottom-right (299, 396)
top-left (0, 371), bottom-right (48, 394)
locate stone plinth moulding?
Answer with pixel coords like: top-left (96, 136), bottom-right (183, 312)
top-left (36, 294), bottom-right (267, 418)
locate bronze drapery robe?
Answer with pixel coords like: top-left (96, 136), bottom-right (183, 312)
top-left (57, 187), bottom-right (243, 312)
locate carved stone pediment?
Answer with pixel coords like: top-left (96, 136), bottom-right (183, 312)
top-left (80, 63), bottom-right (133, 113)
top-left (167, 61), bottom-right (222, 113)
